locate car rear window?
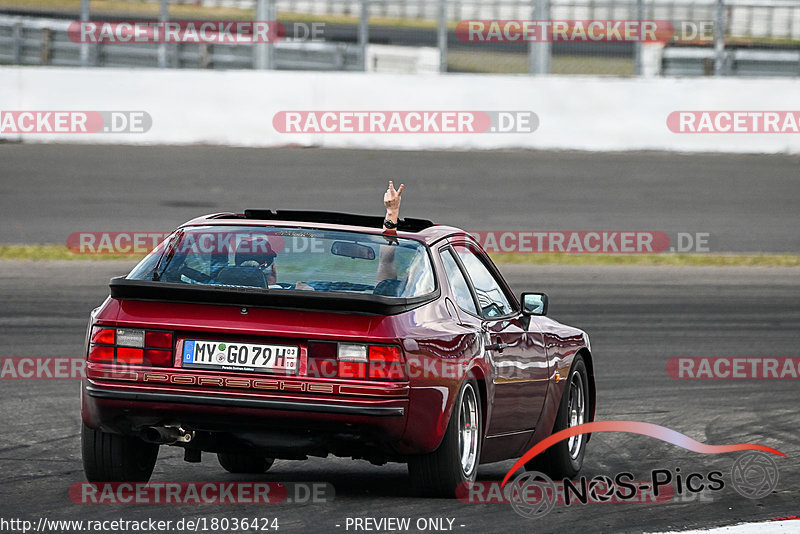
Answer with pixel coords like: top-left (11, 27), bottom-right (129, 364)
top-left (126, 225), bottom-right (435, 299)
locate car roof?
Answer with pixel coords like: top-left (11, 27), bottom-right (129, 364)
top-left (178, 211), bottom-right (471, 246)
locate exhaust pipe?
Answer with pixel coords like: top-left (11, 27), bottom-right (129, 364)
top-left (142, 426), bottom-right (193, 444)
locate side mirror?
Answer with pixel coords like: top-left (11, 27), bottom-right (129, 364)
top-left (521, 292), bottom-right (548, 316)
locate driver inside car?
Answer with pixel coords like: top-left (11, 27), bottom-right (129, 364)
top-left (232, 241), bottom-right (278, 285)
top-left (224, 181), bottom-right (407, 292)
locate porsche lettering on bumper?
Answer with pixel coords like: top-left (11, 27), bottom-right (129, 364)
top-left (87, 368), bottom-right (407, 397)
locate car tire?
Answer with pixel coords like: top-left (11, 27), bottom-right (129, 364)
top-left (526, 355), bottom-right (589, 479)
top-left (408, 379), bottom-right (482, 497)
top-left (217, 453), bottom-right (275, 474)
top-left (82, 423), bottom-right (159, 482)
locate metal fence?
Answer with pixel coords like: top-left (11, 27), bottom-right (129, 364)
top-left (119, 0), bottom-right (800, 40)
top-left (1, 0), bottom-right (799, 75)
top-left (0, 15), bottom-right (362, 69)
top-left (125, 0), bottom-right (800, 34)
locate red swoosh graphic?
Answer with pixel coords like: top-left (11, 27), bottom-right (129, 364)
top-left (501, 420), bottom-right (785, 487)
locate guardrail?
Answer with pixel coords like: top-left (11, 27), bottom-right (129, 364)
top-left (662, 45), bottom-right (800, 76)
top-left (0, 15), bottom-right (362, 70)
top-left (117, 0), bottom-right (800, 42)
top-left (3, 6), bottom-right (799, 76)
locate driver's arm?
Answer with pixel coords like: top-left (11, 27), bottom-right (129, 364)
top-left (377, 181), bottom-right (404, 283)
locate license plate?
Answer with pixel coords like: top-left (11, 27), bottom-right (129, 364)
top-left (182, 340), bottom-right (298, 374)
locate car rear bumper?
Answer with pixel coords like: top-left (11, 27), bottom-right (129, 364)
top-left (81, 378), bottom-right (414, 457)
top-left (84, 382), bottom-right (405, 417)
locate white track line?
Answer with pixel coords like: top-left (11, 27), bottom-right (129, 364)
top-left (654, 520), bottom-right (800, 534)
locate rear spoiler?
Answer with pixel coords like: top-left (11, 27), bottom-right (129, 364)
top-left (109, 277), bottom-right (438, 316)
top-left (226, 210), bottom-right (436, 233)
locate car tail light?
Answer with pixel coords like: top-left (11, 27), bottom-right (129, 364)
top-left (116, 347), bottom-right (143, 364)
top-left (307, 342), bottom-right (338, 378)
top-left (88, 344), bottom-right (114, 362)
top-left (87, 326), bottom-right (174, 367)
top-left (338, 361), bottom-right (367, 378)
top-left (306, 359), bottom-right (338, 378)
top-left (145, 331), bottom-right (173, 349)
top-left (368, 345), bottom-right (406, 380)
top-left (144, 349), bottom-right (172, 366)
top-left (90, 327), bottom-right (115, 345)
top-left (307, 341), bottom-right (406, 381)
top-left (369, 345), bottom-right (403, 363)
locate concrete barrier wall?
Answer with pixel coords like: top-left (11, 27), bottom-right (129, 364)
top-left (2, 67), bottom-right (799, 153)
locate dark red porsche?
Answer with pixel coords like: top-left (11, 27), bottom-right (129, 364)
top-left (81, 210), bottom-right (595, 496)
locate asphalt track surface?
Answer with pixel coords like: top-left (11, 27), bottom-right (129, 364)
top-left (0, 146), bottom-right (799, 533)
top-left (1, 145), bottom-right (799, 253)
top-left (0, 260), bottom-right (798, 534)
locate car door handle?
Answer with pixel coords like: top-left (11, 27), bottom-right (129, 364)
top-left (486, 342), bottom-right (508, 352)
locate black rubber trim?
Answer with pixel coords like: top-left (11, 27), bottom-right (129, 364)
top-left (85, 384), bottom-right (405, 417)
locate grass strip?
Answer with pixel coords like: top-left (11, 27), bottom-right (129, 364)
top-left (488, 252), bottom-right (800, 267)
top-left (0, 244), bottom-right (144, 261)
